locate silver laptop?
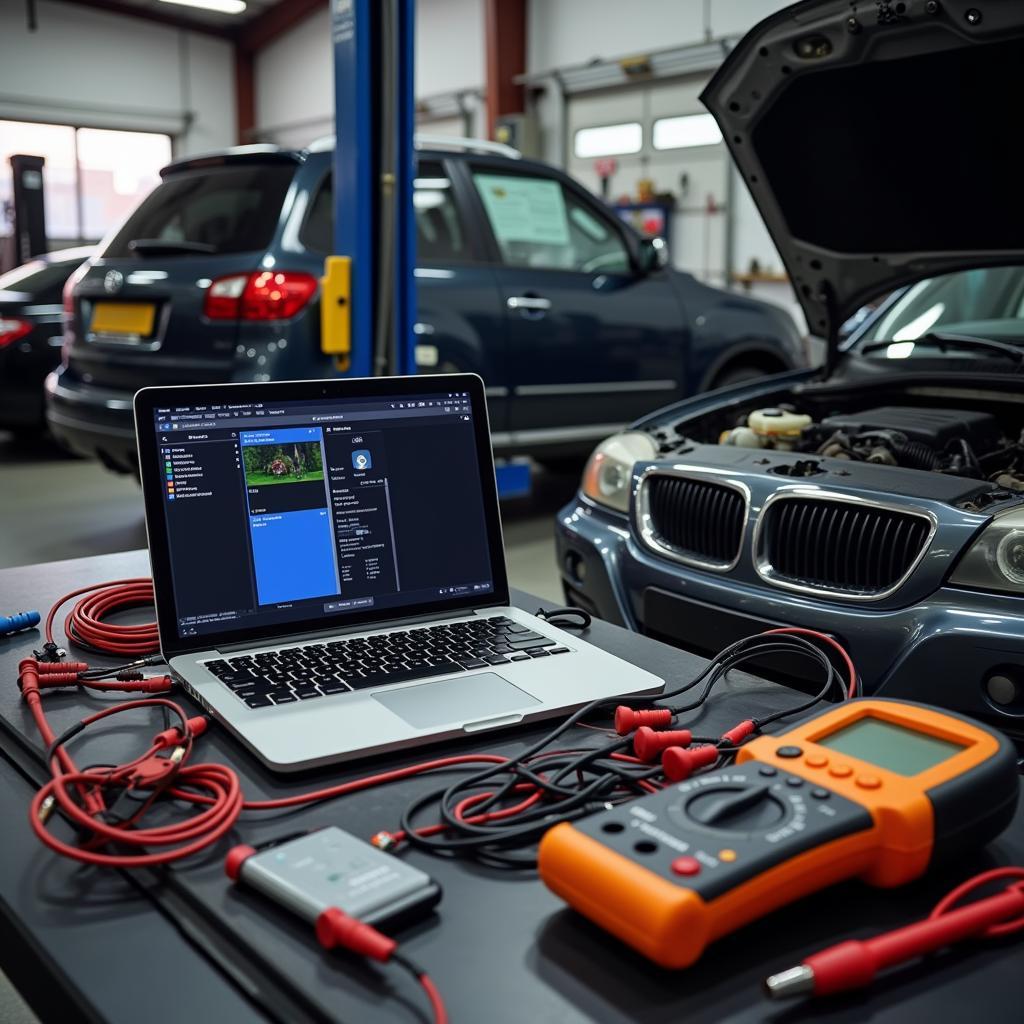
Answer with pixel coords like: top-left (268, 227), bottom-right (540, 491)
top-left (134, 374), bottom-right (662, 771)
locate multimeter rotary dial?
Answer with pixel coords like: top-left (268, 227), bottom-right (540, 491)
top-left (685, 783), bottom-right (786, 831)
top-left (667, 776), bottom-right (792, 835)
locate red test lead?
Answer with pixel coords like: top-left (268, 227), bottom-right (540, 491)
top-left (765, 867), bottom-right (1024, 999)
top-left (614, 706), bottom-right (672, 735)
top-left (720, 719), bottom-right (756, 745)
top-left (633, 726), bottom-right (693, 763)
top-left (661, 744), bottom-right (718, 781)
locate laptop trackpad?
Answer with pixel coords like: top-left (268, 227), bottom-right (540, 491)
top-left (372, 673), bottom-right (540, 730)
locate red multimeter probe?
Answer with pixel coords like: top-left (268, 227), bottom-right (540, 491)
top-left (539, 698), bottom-right (1020, 979)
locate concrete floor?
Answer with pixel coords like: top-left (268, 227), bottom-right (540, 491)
top-left (0, 431), bottom-right (579, 1023)
top-left (0, 433), bottom-right (574, 600)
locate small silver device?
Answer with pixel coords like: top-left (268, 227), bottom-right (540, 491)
top-left (228, 827), bottom-right (441, 928)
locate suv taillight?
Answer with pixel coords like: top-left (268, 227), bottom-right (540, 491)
top-left (204, 271), bottom-right (318, 321)
top-left (0, 317), bottom-right (32, 349)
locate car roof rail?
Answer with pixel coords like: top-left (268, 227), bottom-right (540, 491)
top-left (304, 133), bottom-right (521, 160)
top-left (414, 133), bottom-right (522, 159)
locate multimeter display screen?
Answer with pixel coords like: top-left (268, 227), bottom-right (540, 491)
top-left (817, 716), bottom-right (966, 775)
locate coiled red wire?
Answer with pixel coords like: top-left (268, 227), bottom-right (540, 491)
top-left (47, 578), bottom-right (159, 656)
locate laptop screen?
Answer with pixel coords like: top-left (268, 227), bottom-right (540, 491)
top-left (143, 383), bottom-right (499, 644)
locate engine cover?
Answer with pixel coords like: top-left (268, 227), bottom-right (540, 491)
top-left (820, 406), bottom-right (998, 448)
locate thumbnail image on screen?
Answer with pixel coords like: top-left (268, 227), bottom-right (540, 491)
top-left (242, 440), bottom-right (325, 487)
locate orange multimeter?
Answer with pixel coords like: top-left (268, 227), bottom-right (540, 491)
top-left (538, 698), bottom-right (1019, 969)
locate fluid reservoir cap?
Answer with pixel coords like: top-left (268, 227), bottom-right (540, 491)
top-left (748, 408), bottom-right (812, 438)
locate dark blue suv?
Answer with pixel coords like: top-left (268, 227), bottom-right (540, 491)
top-left (46, 137), bottom-right (802, 474)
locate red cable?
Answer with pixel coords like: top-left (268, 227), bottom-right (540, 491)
top-left (774, 868), bottom-right (1024, 998)
top-left (418, 973), bottom-right (448, 1024)
top-left (46, 579), bottom-right (159, 657)
top-left (761, 626), bottom-right (858, 699)
top-left (929, 867), bottom-right (1024, 937)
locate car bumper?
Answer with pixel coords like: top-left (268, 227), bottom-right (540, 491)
top-left (556, 494), bottom-right (1024, 739)
top-left (0, 337), bottom-right (60, 430)
top-left (44, 368), bottom-right (137, 472)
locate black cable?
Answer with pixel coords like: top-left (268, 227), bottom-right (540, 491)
top-left (534, 606), bottom-right (592, 630)
top-left (395, 631), bottom-right (848, 865)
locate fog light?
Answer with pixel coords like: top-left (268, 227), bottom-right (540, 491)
top-left (984, 667), bottom-right (1024, 712)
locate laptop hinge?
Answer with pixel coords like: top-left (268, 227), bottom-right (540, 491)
top-left (212, 603), bottom-right (507, 655)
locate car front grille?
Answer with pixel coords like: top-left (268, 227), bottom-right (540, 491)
top-left (639, 473), bottom-right (746, 569)
top-left (757, 497), bottom-right (932, 598)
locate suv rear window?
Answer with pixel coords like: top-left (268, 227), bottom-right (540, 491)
top-left (103, 163), bottom-right (295, 258)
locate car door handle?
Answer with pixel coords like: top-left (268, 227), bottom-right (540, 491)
top-left (507, 295), bottom-right (552, 312)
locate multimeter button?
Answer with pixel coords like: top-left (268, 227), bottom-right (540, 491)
top-left (671, 856), bottom-right (702, 876)
top-left (776, 745), bottom-right (803, 758)
top-left (804, 754), bottom-right (828, 768)
top-left (810, 788), bottom-right (830, 799)
top-left (828, 764), bottom-right (853, 778)
top-left (718, 849), bottom-right (737, 862)
top-left (758, 766), bottom-right (778, 777)
top-left (856, 775), bottom-right (882, 790)
top-left (785, 777), bottom-right (803, 787)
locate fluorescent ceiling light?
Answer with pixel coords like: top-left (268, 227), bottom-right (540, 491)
top-left (574, 123), bottom-right (642, 159)
top-left (157, 0), bottom-right (248, 14)
top-left (653, 113), bottom-right (722, 150)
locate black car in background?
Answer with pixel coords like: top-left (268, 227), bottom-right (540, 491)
top-left (46, 137), bottom-right (804, 475)
top-left (0, 247), bottom-right (92, 436)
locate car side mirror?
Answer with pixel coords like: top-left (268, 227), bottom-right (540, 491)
top-left (638, 236), bottom-right (669, 274)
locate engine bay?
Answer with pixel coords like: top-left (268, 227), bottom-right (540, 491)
top-left (710, 404), bottom-right (1024, 492)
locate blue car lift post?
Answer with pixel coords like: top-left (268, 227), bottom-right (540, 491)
top-left (328, 0), bottom-right (530, 500)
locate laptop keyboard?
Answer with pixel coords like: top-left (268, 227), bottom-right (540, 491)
top-left (201, 615), bottom-right (571, 709)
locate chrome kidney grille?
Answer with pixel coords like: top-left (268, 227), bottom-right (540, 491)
top-left (638, 473), bottom-right (747, 570)
top-left (756, 495), bottom-right (934, 598)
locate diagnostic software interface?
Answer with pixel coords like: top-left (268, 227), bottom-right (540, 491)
top-left (151, 391), bottom-right (495, 640)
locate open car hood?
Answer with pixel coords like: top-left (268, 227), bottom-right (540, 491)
top-left (701, 0), bottom-right (1024, 351)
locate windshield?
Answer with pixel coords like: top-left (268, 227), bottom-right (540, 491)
top-left (858, 267), bottom-right (1024, 359)
top-left (103, 164), bottom-right (295, 259)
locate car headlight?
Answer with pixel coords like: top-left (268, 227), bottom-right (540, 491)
top-left (949, 508), bottom-right (1024, 594)
top-left (581, 431), bottom-right (658, 513)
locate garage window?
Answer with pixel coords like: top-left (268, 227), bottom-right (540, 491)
top-left (0, 119), bottom-right (171, 246)
top-left (573, 122), bottom-right (642, 158)
top-left (472, 170), bottom-right (630, 274)
top-left (652, 113), bottom-right (722, 150)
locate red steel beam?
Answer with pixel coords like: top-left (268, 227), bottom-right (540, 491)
top-left (484, 0), bottom-right (526, 139)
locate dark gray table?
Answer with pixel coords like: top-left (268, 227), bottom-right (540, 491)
top-left (1, 550), bottom-right (1022, 1024)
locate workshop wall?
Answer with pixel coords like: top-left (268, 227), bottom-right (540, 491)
top-left (254, 0), bottom-right (486, 148)
top-left (0, 1), bottom-right (235, 156)
top-left (527, 0), bottom-right (786, 73)
top-left (254, 5), bottom-right (334, 149)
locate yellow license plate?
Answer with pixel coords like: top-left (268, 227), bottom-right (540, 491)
top-left (91, 302), bottom-right (156, 337)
